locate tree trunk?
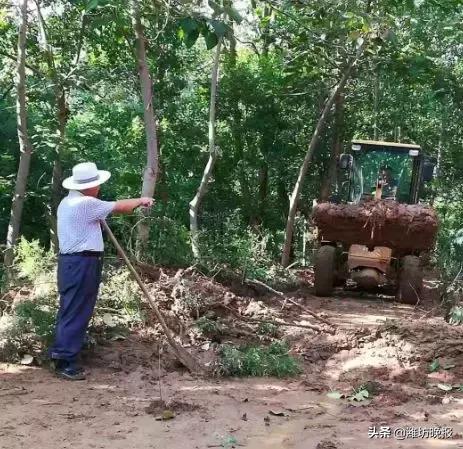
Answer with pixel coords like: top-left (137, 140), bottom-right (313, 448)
top-left (48, 94), bottom-right (67, 251)
top-left (319, 93), bottom-right (344, 202)
top-left (36, 0), bottom-right (66, 252)
top-left (4, 0), bottom-right (32, 270)
top-left (373, 65), bottom-right (379, 140)
top-left (131, 0), bottom-right (159, 254)
top-left (281, 46), bottom-right (365, 267)
top-left (189, 40), bottom-right (222, 259)
top-left (257, 161), bottom-right (268, 223)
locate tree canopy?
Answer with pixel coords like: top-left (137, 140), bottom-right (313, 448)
top-left (1, 0), bottom-right (463, 275)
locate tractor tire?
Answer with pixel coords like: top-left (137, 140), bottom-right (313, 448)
top-left (314, 245), bottom-right (336, 297)
top-left (396, 255), bottom-right (423, 305)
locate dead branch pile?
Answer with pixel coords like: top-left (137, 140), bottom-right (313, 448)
top-left (134, 265), bottom-right (335, 346)
top-left (313, 200), bottom-right (438, 251)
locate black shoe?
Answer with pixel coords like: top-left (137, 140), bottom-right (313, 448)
top-left (54, 360), bottom-right (86, 381)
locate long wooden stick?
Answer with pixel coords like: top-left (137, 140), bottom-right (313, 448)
top-left (247, 279), bottom-right (336, 329)
top-left (101, 220), bottom-right (206, 375)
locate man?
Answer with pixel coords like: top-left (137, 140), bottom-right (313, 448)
top-left (49, 162), bottom-right (153, 380)
top-left (379, 166), bottom-right (398, 199)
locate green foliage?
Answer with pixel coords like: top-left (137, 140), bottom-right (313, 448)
top-left (98, 266), bottom-right (144, 327)
top-left (1, 0), bottom-right (463, 297)
top-left (217, 341), bottom-right (301, 378)
top-left (14, 238), bottom-right (55, 282)
top-left (195, 316), bottom-right (222, 336)
top-left (0, 295), bottom-right (57, 362)
top-left (14, 296), bottom-right (57, 346)
top-left (198, 212), bottom-right (277, 280)
top-left (0, 240), bottom-right (57, 361)
top-left (433, 201), bottom-right (463, 316)
top-left (148, 218), bottom-right (194, 266)
top-left (447, 306), bottom-right (463, 325)
top-left (256, 322), bottom-right (279, 337)
top-left (178, 16), bottom-right (232, 49)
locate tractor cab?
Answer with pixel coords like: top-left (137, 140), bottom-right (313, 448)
top-left (337, 140), bottom-right (436, 205)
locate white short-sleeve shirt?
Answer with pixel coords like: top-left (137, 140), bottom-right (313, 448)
top-left (57, 190), bottom-right (116, 254)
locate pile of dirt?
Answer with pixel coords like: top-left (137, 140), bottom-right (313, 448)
top-left (313, 200), bottom-right (438, 251)
top-left (377, 318), bottom-right (463, 363)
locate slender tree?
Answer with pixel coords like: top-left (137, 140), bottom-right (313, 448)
top-left (189, 39), bottom-right (222, 258)
top-left (131, 0), bottom-right (159, 253)
top-left (4, 0), bottom-right (33, 270)
top-left (35, 0), bottom-right (67, 252)
top-left (281, 44), bottom-right (365, 267)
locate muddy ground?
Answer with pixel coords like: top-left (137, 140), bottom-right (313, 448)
top-left (2, 274), bottom-right (463, 449)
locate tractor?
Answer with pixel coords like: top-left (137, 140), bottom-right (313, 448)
top-left (312, 139), bottom-right (438, 304)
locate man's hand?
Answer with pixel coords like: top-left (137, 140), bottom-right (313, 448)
top-left (139, 197), bottom-right (154, 208)
top-left (113, 197), bottom-right (154, 214)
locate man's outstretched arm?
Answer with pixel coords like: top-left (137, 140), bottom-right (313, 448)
top-left (113, 197), bottom-right (153, 214)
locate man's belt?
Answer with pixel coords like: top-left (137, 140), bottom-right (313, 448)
top-left (60, 251), bottom-right (103, 257)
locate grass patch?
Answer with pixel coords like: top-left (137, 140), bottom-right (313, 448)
top-left (195, 316), bottom-right (223, 336)
top-left (217, 341), bottom-right (301, 378)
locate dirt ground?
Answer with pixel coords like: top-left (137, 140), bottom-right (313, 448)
top-left (2, 275), bottom-right (463, 449)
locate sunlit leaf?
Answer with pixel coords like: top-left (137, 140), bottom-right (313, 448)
top-left (327, 391), bottom-right (344, 399)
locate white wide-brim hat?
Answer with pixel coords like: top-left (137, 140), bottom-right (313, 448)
top-left (62, 162), bottom-right (111, 190)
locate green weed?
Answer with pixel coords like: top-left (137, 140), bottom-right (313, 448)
top-left (256, 322), bottom-right (279, 337)
top-left (0, 295), bottom-right (57, 362)
top-left (98, 267), bottom-right (144, 327)
top-left (217, 341), bottom-right (301, 378)
top-left (14, 296), bottom-right (56, 345)
top-left (195, 316), bottom-right (222, 336)
top-left (14, 238), bottom-right (55, 282)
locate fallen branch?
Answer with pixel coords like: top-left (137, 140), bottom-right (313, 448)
top-left (102, 220), bottom-right (207, 376)
top-left (246, 279), bottom-right (336, 328)
top-left (223, 305), bottom-right (334, 334)
top-left (242, 315), bottom-right (332, 334)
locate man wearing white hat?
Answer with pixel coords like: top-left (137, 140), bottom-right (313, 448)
top-left (49, 162), bottom-right (153, 380)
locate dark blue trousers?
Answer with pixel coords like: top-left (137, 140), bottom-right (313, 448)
top-left (49, 254), bottom-right (103, 362)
